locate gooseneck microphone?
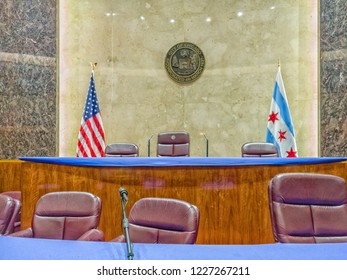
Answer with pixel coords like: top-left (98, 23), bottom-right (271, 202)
top-left (118, 186), bottom-right (133, 260)
top-left (119, 187), bottom-right (128, 202)
top-left (203, 133), bottom-right (209, 157)
top-left (147, 134), bottom-right (154, 157)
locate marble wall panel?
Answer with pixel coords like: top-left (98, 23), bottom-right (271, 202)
top-left (0, 0), bottom-right (56, 159)
top-left (0, 0), bottom-right (56, 56)
top-left (320, 0), bottom-right (347, 156)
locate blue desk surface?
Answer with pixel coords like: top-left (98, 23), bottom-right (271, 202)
top-left (18, 157), bottom-right (347, 167)
top-left (1, 236), bottom-right (347, 260)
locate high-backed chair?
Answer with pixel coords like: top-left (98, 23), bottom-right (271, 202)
top-left (9, 191), bottom-right (104, 241)
top-left (268, 172), bottom-right (347, 243)
top-left (104, 143), bottom-right (139, 157)
top-left (0, 194), bottom-right (21, 235)
top-left (111, 197), bottom-right (200, 244)
top-left (241, 142), bottom-right (279, 157)
top-left (157, 132), bottom-right (190, 157)
top-left (1, 191), bottom-right (21, 232)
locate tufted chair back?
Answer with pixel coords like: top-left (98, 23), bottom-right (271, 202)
top-left (0, 194), bottom-right (21, 235)
top-left (241, 142), bottom-right (279, 157)
top-left (268, 173), bottom-right (347, 243)
top-left (10, 191), bottom-right (104, 241)
top-left (157, 132), bottom-right (190, 157)
top-left (112, 197), bottom-right (200, 244)
top-left (1, 191), bottom-right (21, 232)
top-left (104, 143), bottom-right (139, 157)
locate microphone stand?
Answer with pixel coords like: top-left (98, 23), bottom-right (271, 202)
top-left (121, 197), bottom-right (134, 260)
top-left (147, 134), bottom-right (154, 157)
top-left (203, 133), bottom-right (209, 157)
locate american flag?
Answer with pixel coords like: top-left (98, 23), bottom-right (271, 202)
top-left (76, 71), bottom-right (106, 157)
top-left (266, 67), bottom-right (298, 157)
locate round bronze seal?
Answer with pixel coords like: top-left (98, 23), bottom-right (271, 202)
top-left (165, 42), bottom-right (205, 84)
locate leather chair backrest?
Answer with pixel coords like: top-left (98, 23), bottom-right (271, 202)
top-left (32, 191), bottom-right (102, 240)
top-left (268, 173), bottom-right (347, 243)
top-left (1, 191), bottom-right (21, 201)
top-left (242, 142), bottom-right (279, 157)
top-left (104, 143), bottom-right (139, 157)
top-left (1, 191), bottom-right (21, 232)
top-left (157, 132), bottom-right (190, 157)
top-left (126, 197), bottom-right (199, 244)
top-left (0, 194), bottom-right (21, 235)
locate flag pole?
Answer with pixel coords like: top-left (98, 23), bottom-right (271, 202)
top-left (90, 62), bottom-right (97, 73)
top-left (277, 58), bottom-right (280, 69)
top-left (77, 62), bottom-right (105, 157)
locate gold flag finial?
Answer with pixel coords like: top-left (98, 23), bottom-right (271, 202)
top-left (90, 62), bottom-right (97, 71)
top-left (278, 58), bottom-right (280, 68)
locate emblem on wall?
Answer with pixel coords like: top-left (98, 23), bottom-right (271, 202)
top-left (165, 42), bottom-right (205, 84)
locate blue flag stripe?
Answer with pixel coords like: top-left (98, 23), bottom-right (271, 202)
top-left (266, 128), bottom-right (282, 157)
top-left (272, 82), bottom-right (295, 136)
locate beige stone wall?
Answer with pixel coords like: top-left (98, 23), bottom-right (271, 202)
top-left (59, 0), bottom-right (318, 157)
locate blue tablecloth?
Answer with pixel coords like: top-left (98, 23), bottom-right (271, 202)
top-left (18, 157), bottom-right (347, 167)
top-left (1, 236), bottom-right (347, 260)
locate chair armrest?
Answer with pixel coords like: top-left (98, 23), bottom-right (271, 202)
top-left (109, 235), bottom-right (125, 242)
top-left (78, 229), bottom-right (105, 241)
top-left (9, 228), bottom-right (33, 238)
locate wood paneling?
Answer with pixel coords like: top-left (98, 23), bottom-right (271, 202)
top-left (1, 160), bottom-right (347, 244)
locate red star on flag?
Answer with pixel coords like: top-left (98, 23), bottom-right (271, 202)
top-left (286, 147), bottom-right (297, 158)
top-left (268, 111), bottom-right (279, 124)
top-left (278, 130), bottom-right (287, 142)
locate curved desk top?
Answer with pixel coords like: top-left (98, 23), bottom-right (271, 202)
top-left (18, 157), bottom-right (347, 167)
top-left (1, 236), bottom-right (347, 260)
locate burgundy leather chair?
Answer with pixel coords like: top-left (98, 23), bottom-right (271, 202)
top-left (1, 191), bottom-right (21, 232)
top-left (0, 193), bottom-right (21, 235)
top-left (241, 142), bottom-right (279, 157)
top-left (111, 197), bottom-right (200, 244)
top-left (104, 143), bottom-right (139, 157)
top-left (157, 132), bottom-right (190, 157)
top-left (9, 191), bottom-right (104, 241)
top-left (268, 172), bottom-right (347, 243)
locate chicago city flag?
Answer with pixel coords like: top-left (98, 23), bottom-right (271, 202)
top-left (76, 70), bottom-right (106, 157)
top-left (266, 67), bottom-right (298, 157)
